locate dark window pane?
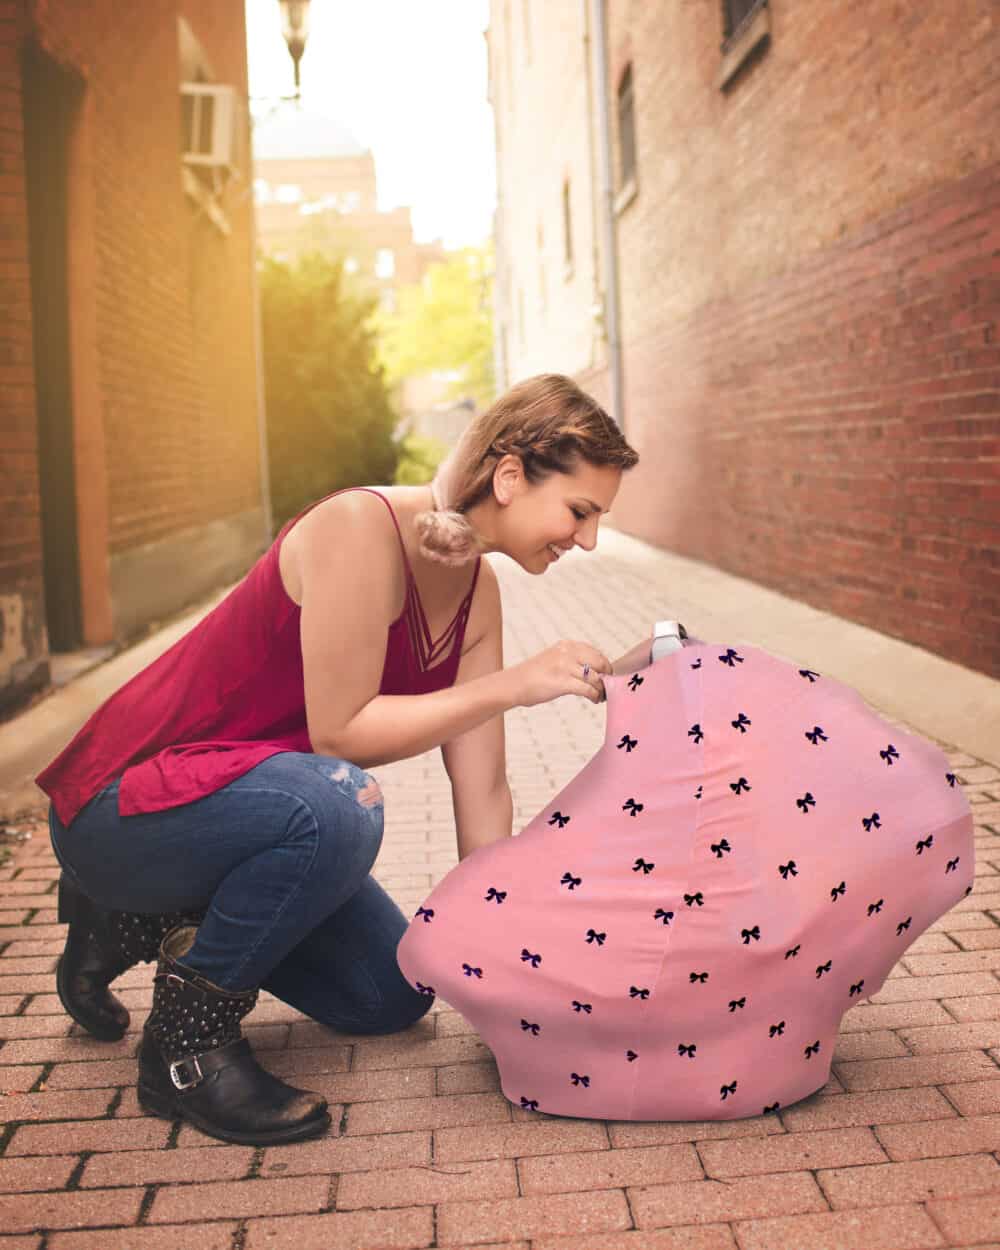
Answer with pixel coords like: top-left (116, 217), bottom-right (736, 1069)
top-left (617, 65), bottom-right (635, 188)
top-left (722, 0), bottom-right (764, 40)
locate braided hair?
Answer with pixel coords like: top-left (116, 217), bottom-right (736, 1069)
top-left (414, 374), bottom-right (639, 566)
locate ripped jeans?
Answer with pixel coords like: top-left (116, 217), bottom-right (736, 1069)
top-left (48, 752), bottom-right (434, 1034)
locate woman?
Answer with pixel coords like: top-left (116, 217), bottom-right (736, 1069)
top-left (37, 373), bottom-right (641, 1147)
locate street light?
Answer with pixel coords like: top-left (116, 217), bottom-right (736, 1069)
top-left (278, 0), bottom-right (312, 98)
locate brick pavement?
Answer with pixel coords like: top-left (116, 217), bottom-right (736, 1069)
top-left (1, 543), bottom-right (999, 1248)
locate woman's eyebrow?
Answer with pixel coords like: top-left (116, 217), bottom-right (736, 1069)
top-left (580, 498), bottom-right (607, 514)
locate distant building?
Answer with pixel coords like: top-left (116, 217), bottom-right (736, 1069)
top-left (0, 0), bottom-right (267, 713)
top-left (252, 109), bottom-right (445, 315)
top-left (488, 1), bottom-right (1000, 679)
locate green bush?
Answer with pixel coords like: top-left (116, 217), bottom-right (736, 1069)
top-left (260, 252), bottom-right (399, 531)
top-left (393, 432), bottom-right (450, 486)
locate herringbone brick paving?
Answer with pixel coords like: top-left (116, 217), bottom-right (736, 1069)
top-left (1, 538), bottom-right (998, 1248)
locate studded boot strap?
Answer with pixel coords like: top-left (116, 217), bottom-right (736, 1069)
top-left (112, 909), bottom-right (206, 968)
top-left (146, 934), bottom-right (257, 1063)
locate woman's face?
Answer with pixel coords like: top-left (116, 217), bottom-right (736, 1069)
top-left (492, 457), bottom-right (623, 573)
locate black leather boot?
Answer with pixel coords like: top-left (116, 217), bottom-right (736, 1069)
top-left (56, 873), bottom-right (203, 1042)
top-left (137, 925), bottom-right (331, 1145)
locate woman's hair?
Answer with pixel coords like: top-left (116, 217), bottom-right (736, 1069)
top-left (414, 373), bottom-right (639, 566)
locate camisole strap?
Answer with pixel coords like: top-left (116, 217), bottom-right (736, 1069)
top-left (333, 487), bottom-right (481, 673)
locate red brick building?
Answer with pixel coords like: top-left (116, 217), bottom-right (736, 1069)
top-left (489, 0), bottom-right (1000, 678)
top-left (252, 108), bottom-right (445, 314)
top-left (0, 0), bottom-right (267, 712)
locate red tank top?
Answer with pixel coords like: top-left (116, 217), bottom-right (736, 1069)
top-left (37, 487), bottom-right (482, 826)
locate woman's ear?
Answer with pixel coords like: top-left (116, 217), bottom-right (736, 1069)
top-left (493, 454), bottom-right (523, 506)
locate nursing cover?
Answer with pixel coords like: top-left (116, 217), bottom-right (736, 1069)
top-left (395, 641), bottom-right (974, 1121)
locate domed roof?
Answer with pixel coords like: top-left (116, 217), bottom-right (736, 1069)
top-left (252, 108), bottom-right (367, 161)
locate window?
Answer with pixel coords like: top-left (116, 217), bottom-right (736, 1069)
top-left (275, 183), bottom-right (303, 204)
top-left (721, 0), bottom-right (766, 47)
top-left (253, 178), bottom-right (271, 203)
top-left (343, 256), bottom-right (360, 274)
top-left (616, 65), bottom-right (636, 190)
top-left (562, 179), bottom-right (573, 272)
top-left (375, 248), bottom-right (396, 279)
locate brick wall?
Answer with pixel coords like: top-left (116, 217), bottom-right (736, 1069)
top-left (0, 0), bottom-right (264, 710)
top-left (490, 0), bottom-right (1000, 678)
top-left (0, 0), bottom-right (46, 710)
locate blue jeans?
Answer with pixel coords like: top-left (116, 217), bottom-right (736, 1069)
top-left (48, 752), bottom-right (434, 1035)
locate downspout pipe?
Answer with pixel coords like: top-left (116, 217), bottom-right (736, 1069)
top-left (588, 0), bottom-right (625, 430)
top-left (246, 113), bottom-right (274, 544)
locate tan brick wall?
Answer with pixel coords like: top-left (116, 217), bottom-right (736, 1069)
top-left (490, 0), bottom-right (1000, 678)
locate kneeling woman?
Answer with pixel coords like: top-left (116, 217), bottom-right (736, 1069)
top-left (37, 374), bottom-right (640, 1146)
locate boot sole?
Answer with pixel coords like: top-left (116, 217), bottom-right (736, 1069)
top-left (137, 1082), bottom-right (332, 1145)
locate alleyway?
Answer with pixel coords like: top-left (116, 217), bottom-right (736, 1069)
top-left (1, 527), bottom-right (998, 1249)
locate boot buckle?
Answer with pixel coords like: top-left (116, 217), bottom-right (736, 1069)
top-left (169, 1055), bottom-right (204, 1091)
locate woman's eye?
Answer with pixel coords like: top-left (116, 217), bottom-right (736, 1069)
top-left (571, 508), bottom-right (587, 521)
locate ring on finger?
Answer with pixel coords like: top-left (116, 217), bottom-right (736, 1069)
top-left (582, 662), bottom-right (591, 680)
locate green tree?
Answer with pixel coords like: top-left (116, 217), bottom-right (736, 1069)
top-left (376, 245), bottom-right (494, 406)
top-left (260, 251), bottom-right (399, 531)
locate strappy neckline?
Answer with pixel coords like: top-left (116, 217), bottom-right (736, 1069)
top-left (333, 486), bottom-right (481, 674)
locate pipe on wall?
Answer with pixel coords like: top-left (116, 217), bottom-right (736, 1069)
top-left (587, 0), bottom-right (625, 430)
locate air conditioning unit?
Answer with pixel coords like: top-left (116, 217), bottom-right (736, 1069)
top-left (181, 82), bottom-right (236, 170)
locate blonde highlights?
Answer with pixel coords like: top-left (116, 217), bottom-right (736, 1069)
top-left (414, 374), bottom-right (639, 566)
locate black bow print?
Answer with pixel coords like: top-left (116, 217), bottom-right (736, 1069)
top-left (415, 981), bottom-right (435, 995)
top-left (916, 835), bottom-right (934, 855)
top-left (521, 948), bottom-right (542, 967)
top-left (694, 785), bottom-right (703, 799)
top-left (520, 1096), bottom-right (539, 1110)
top-left (653, 908), bottom-right (674, 925)
top-left (946, 772), bottom-right (957, 787)
top-left (946, 856), bottom-right (960, 873)
top-left (690, 657), bottom-right (702, 668)
top-left (415, 906), bottom-right (434, 922)
top-left (633, 857), bottom-right (655, 874)
top-left (779, 860), bottom-right (798, 879)
top-left (730, 777), bottom-right (752, 795)
top-left (629, 986), bottom-right (650, 999)
top-left (796, 792), bottom-right (816, 813)
top-left (719, 649), bottom-right (744, 667)
top-left (627, 673), bottom-right (644, 691)
top-left (711, 839), bottom-right (732, 858)
top-left (618, 734), bottom-right (638, 752)
top-left (729, 997), bottom-right (747, 1011)
top-left (849, 980), bottom-right (865, 996)
top-left (570, 1072), bottom-right (590, 1087)
top-left (867, 899), bottom-right (884, 916)
top-left (626, 1049), bottom-right (638, 1061)
top-left (799, 668), bottom-right (820, 682)
top-left (880, 743), bottom-right (900, 766)
top-left (684, 892), bottom-right (704, 907)
top-left (548, 811), bottom-right (570, 828)
top-left (689, 970), bottom-right (709, 983)
top-left (561, 871), bottom-right (582, 890)
top-left (571, 1000), bottom-right (592, 1013)
top-left (688, 723), bottom-right (704, 743)
top-left (461, 963), bottom-right (483, 978)
top-left (623, 797), bottom-right (644, 816)
top-left (763, 1102), bottom-right (780, 1114)
top-left (485, 887), bottom-right (506, 903)
top-left (785, 944), bottom-right (800, 959)
top-left (678, 1042), bottom-right (697, 1057)
top-left (521, 1019), bottom-right (540, 1034)
top-left (862, 812), bottom-right (881, 831)
top-left (815, 960), bottom-right (832, 978)
top-left (732, 712), bottom-right (751, 733)
top-left (805, 1040), bottom-right (821, 1058)
top-left (741, 925), bottom-right (761, 944)
top-left (805, 726), bottom-right (828, 745)
top-left (830, 881), bottom-right (846, 902)
top-left (896, 916), bottom-right (912, 935)
top-left (720, 1081), bottom-right (737, 1100)
top-left (586, 929), bottom-right (607, 945)
top-left (769, 1021), bottom-right (785, 1037)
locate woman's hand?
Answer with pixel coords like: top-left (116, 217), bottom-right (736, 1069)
top-left (510, 640), bottom-right (613, 708)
